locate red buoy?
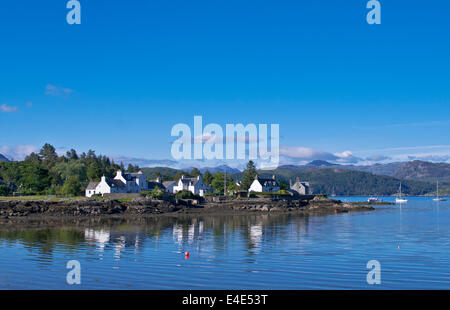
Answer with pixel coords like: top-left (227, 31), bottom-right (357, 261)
top-left (185, 251), bottom-right (190, 257)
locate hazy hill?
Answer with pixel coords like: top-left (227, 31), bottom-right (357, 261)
top-left (141, 167), bottom-right (180, 180)
top-left (189, 165), bottom-right (241, 174)
top-left (393, 160), bottom-right (450, 185)
top-left (256, 167), bottom-right (435, 196)
top-left (0, 154), bottom-right (9, 162)
top-left (140, 160), bottom-right (448, 195)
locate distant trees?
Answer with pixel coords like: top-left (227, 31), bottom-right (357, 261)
top-left (202, 170), bottom-right (213, 186)
top-left (211, 172), bottom-right (236, 194)
top-left (0, 143), bottom-right (138, 197)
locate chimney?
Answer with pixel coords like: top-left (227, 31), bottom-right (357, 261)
top-left (181, 175), bottom-right (185, 179)
top-left (156, 177), bottom-right (161, 183)
top-left (272, 175), bottom-right (276, 180)
top-left (117, 170), bottom-right (122, 177)
top-left (138, 170), bottom-right (143, 174)
top-left (296, 176), bottom-right (300, 183)
top-left (254, 174), bottom-right (258, 180)
top-left (101, 175), bottom-right (106, 182)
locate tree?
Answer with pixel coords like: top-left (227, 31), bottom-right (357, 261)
top-left (211, 172), bottom-right (234, 194)
top-left (66, 149), bottom-right (79, 160)
top-left (241, 160), bottom-right (257, 190)
top-left (190, 168), bottom-right (201, 177)
top-left (24, 152), bottom-right (41, 165)
top-left (203, 170), bottom-right (213, 186)
top-left (279, 180), bottom-right (289, 191)
top-left (39, 143), bottom-right (59, 169)
top-left (52, 161), bottom-right (88, 183)
top-left (127, 163), bottom-right (140, 173)
top-left (62, 175), bottom-right (82, 196)
top-left (87, 162), bottom-right (102, 181)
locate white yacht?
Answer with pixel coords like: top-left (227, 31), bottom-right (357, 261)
top-left (433, 181), bottom-right (447, 201)
top-left (395, 183), bottom-right (408, 203)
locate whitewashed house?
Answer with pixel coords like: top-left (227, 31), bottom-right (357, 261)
top-left (290, 177), bottom-right (310, 195)
top-left (85, 170), bottom-right (148, 197)
top-left (249, 175), bottom-right (280, 193)
top-left (172, 175), bottom-right (211, 197)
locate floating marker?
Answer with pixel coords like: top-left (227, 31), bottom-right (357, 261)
top-left (185, 251), bottom-right (190, 257)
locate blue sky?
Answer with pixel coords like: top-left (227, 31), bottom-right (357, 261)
top-left (1, 1), bottom-right (449, 167)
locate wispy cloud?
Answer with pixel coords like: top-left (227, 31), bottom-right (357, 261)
top-left (44, 84), bottom-right (73, 97)
top-left (279, 146), bottom-right (361, 164)
top-left (0, 145), bottom-right (39, 161)
top-left (0, 104), bottom-right (18, 113)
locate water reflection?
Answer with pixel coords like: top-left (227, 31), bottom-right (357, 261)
top-left (1, 199), bottom-right (449, 289)
top-left (0, 214), bottom-right (311, 260)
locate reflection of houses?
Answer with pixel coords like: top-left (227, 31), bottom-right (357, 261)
top-left (249, 223), bottom-right (263, 248)
top-left (249, 175), bottom-right (280, 192)
top-left (290, 177), bottom-right (310, 195)
top-left (85, 170), bottom-right (148, 197)
top-left (84, 228), bottom-right (146, 259)
top-left (84, 228), bottom-right (110, 251)
top-left (172, 220), bottom-right (204, 245)
top-left (172, 175), bottom-right (211, 197)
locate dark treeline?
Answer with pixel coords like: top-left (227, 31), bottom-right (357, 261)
top-left (0, 143), bottom-right (140, 196)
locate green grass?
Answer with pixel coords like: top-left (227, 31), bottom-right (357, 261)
top-left (0, 195), bottom-right (86, 201)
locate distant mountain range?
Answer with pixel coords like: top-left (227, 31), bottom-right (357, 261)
top-left (0, 154), bottom-right (10, 162)
top-left (285, 160), bottom-right (450, 185)
top-left (140, 159), bottom-right (450, 196)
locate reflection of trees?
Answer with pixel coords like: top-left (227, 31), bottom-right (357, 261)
top-left (0, 214), bottom-right (312, 258)
top-left (0, 228), bottom-right (85, 257)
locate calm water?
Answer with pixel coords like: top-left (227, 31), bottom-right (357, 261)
top-left (0, 197), bottom-right (449, 289)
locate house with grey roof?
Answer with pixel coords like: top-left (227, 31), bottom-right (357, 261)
top-left (249, 175), bottom-right (280, 193)
top-left (290, 177), bottom-right (310, 195)
top-left (85, 170), bottom-right (148, 197)
top-left (163, 181), bottom-right (177, 194)
top-left (172, 175), bottom-right (211, 197)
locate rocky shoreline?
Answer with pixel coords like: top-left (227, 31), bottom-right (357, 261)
top-left (0, 196), bottom-right (390, 219)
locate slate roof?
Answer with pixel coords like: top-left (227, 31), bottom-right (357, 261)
top-left (147, 181), bottom-right (166, 190)
top-left (180, 178), bottom-right (200, 186)
top-left (105, 178), bottom-right (126, 188)
top-left (256, 177), bottom-right (278, 187)
top-left (86, 181), bottom-right (99, 190)
top-left (163, 181), bottom-right (176, 188)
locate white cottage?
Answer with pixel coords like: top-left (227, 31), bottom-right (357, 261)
top-left (85, 170), bottom-right (148, 197)
top-left (248, 174), bottom-right (280, 193)
top-left (290, 177), bottom-right (310, 195)
top-left (172, 175), bottom-right (211, 197)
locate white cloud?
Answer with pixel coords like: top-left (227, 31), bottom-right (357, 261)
top-left (45, 84), bottom-right (73, 97)
top-left (0, 104), bottom-right (18, 113)
top-left (279, 146), bottom-right (361, 164)
top-left (0, 145), bottom-right (39, 161)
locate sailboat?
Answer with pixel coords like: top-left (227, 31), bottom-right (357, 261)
top-left (331, 186), bottom-right (336, 197)
top-left (395, 183), bottom-right (408, 203)
top-left (433, 181), bottom-right (447, 201)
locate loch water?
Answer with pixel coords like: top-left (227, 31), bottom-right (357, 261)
top-left (0, 197), bottom-right (449, 289)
